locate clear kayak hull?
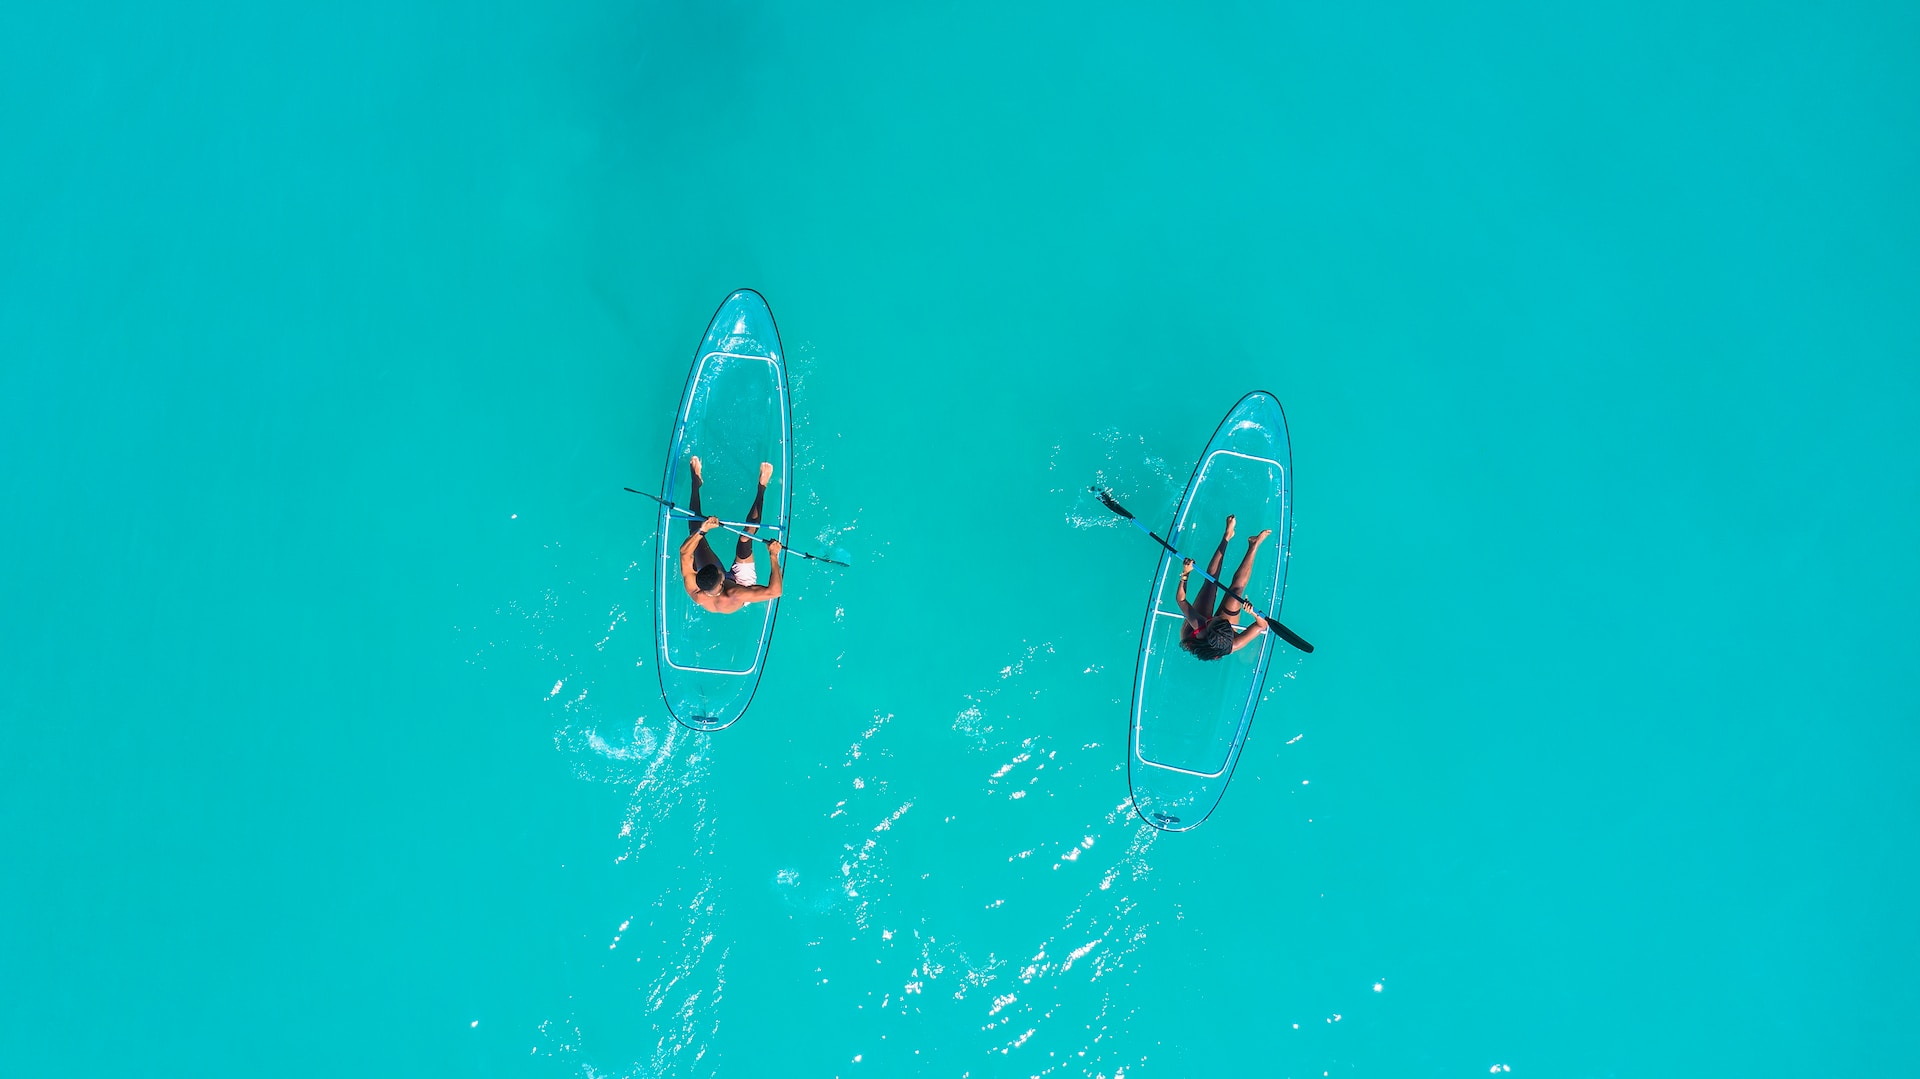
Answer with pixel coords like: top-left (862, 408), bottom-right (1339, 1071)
top-left (654, 289), bottom-right (791, 731)
top-left (1128, 391), bottom-right (1293, 831)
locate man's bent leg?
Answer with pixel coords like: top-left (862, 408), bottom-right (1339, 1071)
top-left (735, 461), bottom-right (771, 563)
top-left (687, 456), bottom-right (705, 536)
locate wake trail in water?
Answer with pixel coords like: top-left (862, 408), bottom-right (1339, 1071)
top-left (486, 544), bottom-right (733, 1077)
top-left (789, 631), bottom-right (1165, 1076)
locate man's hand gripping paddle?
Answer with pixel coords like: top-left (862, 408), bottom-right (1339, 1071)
top-left (1090, 487), bottom-right (1314, 654)
top-left (624, 488), bottom-right (852, 567)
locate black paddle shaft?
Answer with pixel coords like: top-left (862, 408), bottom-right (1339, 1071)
top-left (1092, 488), bottom-right (1314, 654)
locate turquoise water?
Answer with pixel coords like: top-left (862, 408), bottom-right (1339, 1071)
top-left (4, 2), bottom-right (1917, 1075)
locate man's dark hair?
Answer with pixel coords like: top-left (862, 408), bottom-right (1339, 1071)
top-left (695, 564), bottom-right (724, 592)
top-left (1179, 621), bottom-right (1235, 661)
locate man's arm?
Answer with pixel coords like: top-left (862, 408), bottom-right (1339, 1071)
top-left (764, 540), bottom-right (784, 599)
top-left (678, 517), bottom-right (719, 597)
top-left (731, 540), bottom-right (785, 603)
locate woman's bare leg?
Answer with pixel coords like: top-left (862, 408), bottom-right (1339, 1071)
top-left (1195, 515), bottom-right (1234, 618)
top-left (1220, 528), bottom-right (1271, 617)
top-left (735, 461), bottom-right (772, 562)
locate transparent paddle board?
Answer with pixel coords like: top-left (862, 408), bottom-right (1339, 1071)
top-left (654, 289), bottom-right (790, 731)
top-left (1128, 391), bottom-right (1293, 830)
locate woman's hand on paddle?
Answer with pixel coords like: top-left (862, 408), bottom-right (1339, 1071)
top-left (1180, 558), bottom-right (1193, 575)
top-left (1228, 615), bottom-right (1268, 654)
top-left (699, 516), bottom-right (720, 534)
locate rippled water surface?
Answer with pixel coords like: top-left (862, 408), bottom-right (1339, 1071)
top-left (4, 2), bottom-right (1917, 1076)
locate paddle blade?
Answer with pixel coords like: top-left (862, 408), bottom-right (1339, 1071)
top-left (1091, 487), bottom-right (1135, 519)
top-left (1265, 617), bottom-right (1314, 654)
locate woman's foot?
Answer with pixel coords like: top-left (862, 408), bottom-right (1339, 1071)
top-left (689, 455), bottom-right (704, 483)
top-left (1249, 528), bottom-right (1271, 547)
top-left (759, 461), bottom-right (773, 486)
top-left (1222, 514), bottom-right (1236, 542)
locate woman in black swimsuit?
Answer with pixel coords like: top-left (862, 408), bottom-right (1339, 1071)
top-left (1176, 514), bottom-right (1270, 661)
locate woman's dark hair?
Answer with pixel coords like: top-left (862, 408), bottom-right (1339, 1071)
top-left (1179, 621), bottom-right (1235, 661)
top-left (695, 564), bottom-right (725, 592)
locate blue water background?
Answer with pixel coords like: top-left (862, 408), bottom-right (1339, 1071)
top-left (3, 2), bottom-right (1916, 1075)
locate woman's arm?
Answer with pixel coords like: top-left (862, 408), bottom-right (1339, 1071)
top-left (1229, 616), bottom-right (1268, 653)
top-left (1174, 558), bottom-right (1194, 616)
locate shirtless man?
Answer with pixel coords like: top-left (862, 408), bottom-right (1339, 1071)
top-left (1176, 514), bottom-right (1270, 661)
top-left (678, 455), bottom-right (784, 614)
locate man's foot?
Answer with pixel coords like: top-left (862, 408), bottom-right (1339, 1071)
top-left (1222, 514), bottom-right (1236, 542)
top-left (689, 455), bottom-right (704, 482)
top-left (1249, 528), bottom-right (1272, 547)
top-left (759, 461), bottom-right (773, 486)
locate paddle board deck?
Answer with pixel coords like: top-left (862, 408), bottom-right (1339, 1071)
top-left (654, 289), bottom-right (791, 731)
top-left (1128, 391), bottom-right (1293, 830)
